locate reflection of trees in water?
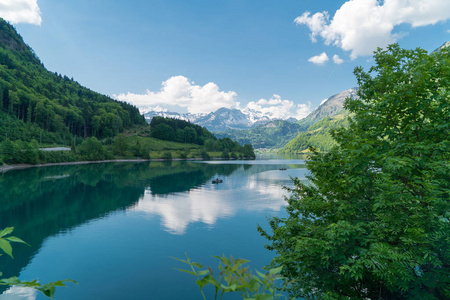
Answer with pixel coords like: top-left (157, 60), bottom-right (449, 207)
top-left (0, 161), bottom-right (245, 287)
top-left (146, 163), bottom-right (242, 195)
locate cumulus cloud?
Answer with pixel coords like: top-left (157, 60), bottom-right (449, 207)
top-left (308, 52), bottom-right (329, 65)
top-left (295, 0), bottom-right (450, 59)
top-left (333, 54), bottom-right (344, 64)
top-left (117, 76), bottom-right (312, 120)
top-left (245, 94), bottom-right (311, 120)
top-left (294, 11), bottom-right (329, 43)
top-left (0, 0), bottom-right (42, 25)
top-left (114, 76), bottom-right (238, 114)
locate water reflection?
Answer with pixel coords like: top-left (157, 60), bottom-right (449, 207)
top-left (0, 160), bottom-right (307, 298)
top-left (132, 165), bottom-right (308, 235)
top-left (0, 287), bottom-right (37, 300)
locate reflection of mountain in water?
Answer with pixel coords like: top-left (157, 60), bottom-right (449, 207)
top-left (132, 163), bottom-right (308, 235)
top-left (0, 160), bottom-right (307, 292)
top-left (0, 161), bottom-right (242, 290)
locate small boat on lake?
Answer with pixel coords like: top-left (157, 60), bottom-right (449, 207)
top-left (212, 178), bottom-right (223, 184)
top-left (279, 167), bottom-right (287, 171)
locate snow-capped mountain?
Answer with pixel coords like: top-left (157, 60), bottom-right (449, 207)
top-left (141, 105), bottom-right (205, 122)
top-left (143, 107), bottom-right (277, 131)
top-left (142, 87), bottom-right (358, 132)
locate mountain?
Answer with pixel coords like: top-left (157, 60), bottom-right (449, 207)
top-left (195, 107), bottom-right (269, 131)
top-left (215, 119), bottom-right (304, 149)
top-left (296, 88), bottom-right (357, 129)
top-left (143, 109), bottom-right (202, 123)
top-left (214, 87), bottom-right (357, 149)
top-left (431, 41), bottom-right (450, 54)
top-left (0, 19), bottom-right (145, 145)
top-left (144, 107), bottom-right (273, 131)
top-left (280, 110), bottom-right (350, 153)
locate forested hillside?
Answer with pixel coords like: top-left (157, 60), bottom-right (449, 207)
top-left (149, 117), bottom-right (256, 159)
top-left (216, 119), bottom-right (305, 149)
top-left (280, 110), bottom-right (350, 153)
top-left (150, 116), bottom-right (215, 145)
top-left (0, 19), bottom-right (145, 145)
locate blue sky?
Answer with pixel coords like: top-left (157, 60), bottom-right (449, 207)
top-left (3, 0), bottom-right (450, 118)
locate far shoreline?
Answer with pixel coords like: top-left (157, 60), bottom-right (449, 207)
top-left (0, 157), bottom-right (256, 173)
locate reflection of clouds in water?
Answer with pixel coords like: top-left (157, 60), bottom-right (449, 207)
top-left (131, 171), bottom-right (291, 235)
top-left (0, 286), bottom-right (37, 300)
top-left (133, 189), bottom-right (235, 235)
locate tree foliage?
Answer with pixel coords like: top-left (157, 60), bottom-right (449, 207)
top-left (150, 117), bottom-right (255, 158)
top-left (150, 116), bottom-right (214, 145)
top-left (260, 44), bottom-right (450, 299)
top-left (175, 253), bottom-right (290, 300)
top-left (0, 19), bottom-right (145, 145)
top-left (280, 111), bottom-right (350, 154)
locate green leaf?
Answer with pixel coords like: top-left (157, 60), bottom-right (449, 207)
top-left (5, 236), bottom-right (28, 245)
top-left (176, 269), bottom-right (197, 276)
top-left (0, 227), bottom-right (14, 238)
top-left (0, 277), bottom-right (21, 285)
top-left (0, 238), bottom-right (13, 258)
top-left (255, 270), bottom-right (266, 280)
top-left (198, 270), bottom-right (210, 276)
top-left (195, 277), bottom-right (210, 289)
top-left (191, 262), bottom-right (203, 269)
top-left (170, 256), bottom-right (189, 264)
top-left (269, 266), bottom-right (283, 275)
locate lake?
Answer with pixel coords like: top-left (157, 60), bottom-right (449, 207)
top-left (0, 158), bottom-right (308, 299)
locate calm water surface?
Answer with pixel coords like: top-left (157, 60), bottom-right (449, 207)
top-left (0, 158), bottom-right (308, 299)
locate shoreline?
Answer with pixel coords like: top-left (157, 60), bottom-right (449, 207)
top-left (0, 157), bottom-right (255, 173)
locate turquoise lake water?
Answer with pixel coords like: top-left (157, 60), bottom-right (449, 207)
top-left (0, 159), bottom-right (308, 299)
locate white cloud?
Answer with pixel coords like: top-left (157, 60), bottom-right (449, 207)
top-left (131, 170), bottom-right (291, 235)
top-left (0, 0), bottom-right (41, 25)
top-left (294, 11), bottom-right (329, 43)
top-left (308, 52), bottom-right (329, 65)
top-left (114, 76), bottom-right (238, 114)
top-left (245, 94), bottom-right (311, 120)
top-left (116, 76), bottom-right (312, 120)
top-left (333, 54), bottom-right (344, 64)
top-left (295, 0), bottom-right (450, 59)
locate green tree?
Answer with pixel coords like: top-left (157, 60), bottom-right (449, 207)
top-left (242, 144), bottom-right (256, 159)
top-left (0, 139), bottom-right (17, 164)
top-left (112, 133), bottom-right (129, 156)
top-left (260, 44), bottom-right (450, 299)
top-left (201, 148), bottom-right (210, 160)
top-left (78, 137), bottom-right (109, 161)
top-left (151, 123), bottom-right (175, 141)
top-left (204, 139), bottom-right (215, 151)
top-left (184, 127), bottom-right (198, 143)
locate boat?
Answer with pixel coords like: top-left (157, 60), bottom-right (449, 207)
top-left (279, 167), bottom-right (287, 171)
top-left (212, 179), bottom-right (223, 184)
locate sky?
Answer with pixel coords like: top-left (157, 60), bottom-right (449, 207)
top-left (2, 0), bottom-right (450, 119)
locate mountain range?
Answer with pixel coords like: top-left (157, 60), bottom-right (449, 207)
top-left (143, 88), bottom-right (357, 133)
top-left (142, 87), bottom-right (358, 149)
top-left (143, 106), bottom-right (273, 131)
